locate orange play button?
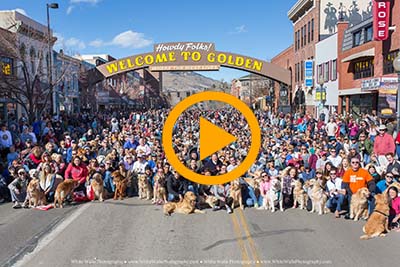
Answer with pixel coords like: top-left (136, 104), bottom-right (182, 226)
top-left (199, 117), bottom-right (237, 161)
top-left (162, 91), bottom-right (260, 185)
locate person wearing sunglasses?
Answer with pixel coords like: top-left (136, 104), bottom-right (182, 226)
top-left (376, 172), bottom-right (395, 194)
top-left (326, 167), bottom-right (346, 218)
top-left (342, 156), bottom-right (376, 217)
top-left (8, 169), bottom-right (30, 209)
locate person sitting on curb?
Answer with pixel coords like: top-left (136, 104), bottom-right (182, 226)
top-left (8, 168), bottom-right (30, 208)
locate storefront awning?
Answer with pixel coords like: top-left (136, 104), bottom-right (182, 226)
top-left (341, 48), bottom-right (375, 63)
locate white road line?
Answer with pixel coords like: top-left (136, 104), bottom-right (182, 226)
top-left (13, 203), bottom-right (91, 267)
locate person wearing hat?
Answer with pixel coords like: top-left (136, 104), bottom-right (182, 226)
top-left (8, 168), bottom-right (30, 208)
top-left (373, 124), bottom-right (395, 169)
top-left (20, 126), bottom-right (31, 144)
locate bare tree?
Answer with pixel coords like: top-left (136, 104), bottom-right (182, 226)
top-left (0, 20), bottom-right (71, 124)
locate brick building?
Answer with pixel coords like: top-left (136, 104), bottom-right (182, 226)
top-left (288, 0), bottom-right (322, 114)
top-left (271, 45), bottom-right (294, 113)
top-left (337, 0), bottom-right (400, 117)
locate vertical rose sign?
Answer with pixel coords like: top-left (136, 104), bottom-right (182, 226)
top-left (373, 0), bottom-right (390, 41)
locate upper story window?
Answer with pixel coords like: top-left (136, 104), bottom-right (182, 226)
top-left (324, 62), bottom-right (329, 82)
top-left (383, 50), bottom-right (399, 74)
top-left (365, 26), bottom-right (373, 43)
top-left (331, 60), bottom-right (337, 80)
top-left (353, 30), bottom-right (362, 47)
top-left (311, 19), bottom-right (314, 41)
top-left (354, 58), bottom-right (374, 79)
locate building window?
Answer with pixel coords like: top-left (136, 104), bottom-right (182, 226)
top-left (1, 57), bottom-right (13, 76)
top-left (353, 30), bottom-right (362, 47)
top-left (301, 60), bottom-right (304, 81)
top-left (303, 25), bottom-right (306, 46)
top-left (383, 50), bottom-right (399, 74)
top-left (318, 64), bottom-right (322, 79)
top-left (354, 58), bottom-right (374, 79)
top-left (308, 21), bottom-right (311, 43)
top-left (300, 27), bottom-right (303, 48)
top-left (365, 26), bottom-right (373, 43)
top-left (295, 31), bottom-right (298, 51)
top-left (297, 30), bottom-right (300, 50)
top-left (177, 92), bottom-right (180, 98)
top-left (331, 60), bottom-right (337, 80)
top-left (311, 19), bottom-right (314, 41)
top-left (186, 92), bottom-right (190, 97)
top-left (324, 62), bottom-right (329, 81)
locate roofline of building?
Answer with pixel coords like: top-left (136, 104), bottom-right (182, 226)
top-left (271, 45), bottom-right (294, 62)
top-left (287, 0), bottom-right (313, 22)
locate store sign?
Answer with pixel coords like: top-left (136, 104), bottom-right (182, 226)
top-left (373, 0), bottom-right (390, 41)
top-left (361, 78), bottom-right (381, 90)
top-left (378, 88), bottom-right (396, 118)
top-left (96, 42), bottom-right (291, 85)
top-left (1, 57), bottom-right (12, 76)
top-left (380, 77), bottom-right (398, 89)
top-left (304, 60), bottom-right (313, 87)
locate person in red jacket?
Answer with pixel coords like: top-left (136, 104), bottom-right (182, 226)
top-left (373, 124), bottom-right (395, 169)
top-left (64, 156), bottom-right (88, 194)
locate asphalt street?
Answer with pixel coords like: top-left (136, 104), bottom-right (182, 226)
top-left (2, 197), bottom-right (400, 267)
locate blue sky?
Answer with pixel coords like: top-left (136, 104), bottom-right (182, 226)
top-left (1, 0), bottom-right (297, 82)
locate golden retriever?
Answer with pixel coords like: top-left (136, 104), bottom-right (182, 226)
top-left (230, 180), bottom-right (244, 210)
top-left (90, 172), bottom-right (104, 201)
top-left (310, 178), bottom-right (328, 215)
top-left (27, 179), bottom-right (46, 207)
top-left (350, 187), bottom-right (370, 221)
top-left (163, 191), bottom-right (205, 216)
top-left (293, 180), bottom-right (308, 210)
top-left (360, 193), bottom-right (390, 240)
top-left (152, 174), bottom-right (167, 204)
top-left (54, 179), bottom-right (80, 208)
top-left (138, 174), bottom-right (152, 200)
top-left (111, 171), bottom-right (127, 200)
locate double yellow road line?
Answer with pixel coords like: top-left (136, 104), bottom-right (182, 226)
top-left (230, 208), bottom-right (261, 267)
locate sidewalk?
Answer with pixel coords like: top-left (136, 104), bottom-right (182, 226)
top-left (0, 201), bottom-right (79, 267)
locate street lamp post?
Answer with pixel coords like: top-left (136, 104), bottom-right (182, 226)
top-left (393, 54), bottom-right (400, 134)
top-left (46, 3), bottom-right (58, 116)
top-left (318, 75), bottom-right (326, 119)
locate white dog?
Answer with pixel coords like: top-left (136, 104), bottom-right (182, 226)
top-left (261, 178), bottom-right (283, 212)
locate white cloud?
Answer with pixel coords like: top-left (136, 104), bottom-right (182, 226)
top-left (229, 25), bottom-right (247, 34)
top-left (54, 32), bottom-right (64, 50)
top-left (89, 30), bottom-right (153, 49)
top-left (70, 0), bottom-right (101, 4)
top-left (89, 39), bottom-right (104, 47)
top-left (65, 37), bottom-right (86, 50)
top-left (66, 6), bottom-right (74, 15)
top-left (110, 31), bottom-right (153, 48)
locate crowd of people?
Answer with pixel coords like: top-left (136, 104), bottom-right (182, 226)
top-left (0, 107), bottom-right (400, 229)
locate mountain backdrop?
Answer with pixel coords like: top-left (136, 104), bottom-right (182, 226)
top-left (162, 71), bottom-right (230, 93)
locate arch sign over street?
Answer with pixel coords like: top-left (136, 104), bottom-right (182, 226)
top-left (96, 42), bottom-right (291, 85)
